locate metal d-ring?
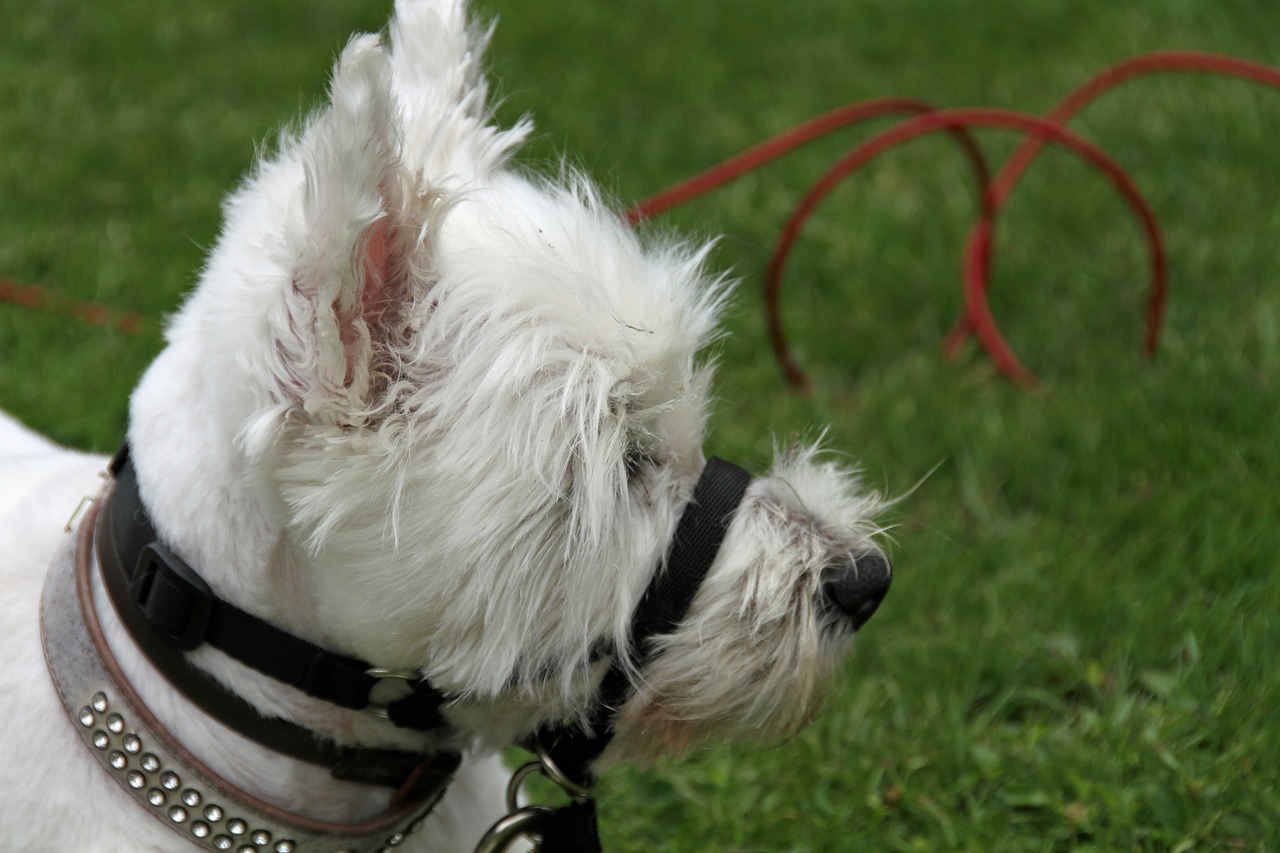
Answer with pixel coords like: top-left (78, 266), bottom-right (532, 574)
top-left (506, 760), bottom-right (545, 813)
top-left (474, 805), bottom-right (554, 853)
top-left (481, 742), bottom-right (596, 851)
top-left (365, 667), bottom-right (421, 720)
top-left (533, 740), bottom-right (593, 800)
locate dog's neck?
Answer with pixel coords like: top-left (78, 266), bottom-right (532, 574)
top-left (116, 348), bottom-right (439, 821)
top-left (87, 513), bottom-right (410, 822)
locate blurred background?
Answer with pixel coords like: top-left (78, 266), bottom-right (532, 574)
top-left (2, 1), bottom-right (1278, 848)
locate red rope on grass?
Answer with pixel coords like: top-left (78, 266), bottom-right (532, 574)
top-left (7, 100), bottom-right (985, 341)
top-left (0, 277), bottom-right (145, 336)
top-left (625, 98), bottom-right (992, 223)
top-left (762, 107), bottom-right (1164, 390)
top-left (9, 51), bottom-right (1280, 386)
top-left (943, 50), bottom-right (1280, 379)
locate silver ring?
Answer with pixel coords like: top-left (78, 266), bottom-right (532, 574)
top-left (365, 667), bottom-right (421, 680)
top-left (505, 760), bottom-right (543, 813)
top-left (534, 741), bottom-right (593, 799)
top-left (474, 805), bottom-right (553, 853)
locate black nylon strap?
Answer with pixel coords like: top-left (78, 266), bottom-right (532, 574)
top-left (537, 457), bottom-right (753, 785)
top-left (386, 681), bottom-right (452, 730)
top-left (628, 457), bottom-right (753, 669)
top-left (204, 595), bottom-right (375, 710)
top-left (536, 799), bottom-right (602, 853)
top-left (98, 444), bottom-right (458, 795)
top-left (108, 445), bottom-right (388, 710)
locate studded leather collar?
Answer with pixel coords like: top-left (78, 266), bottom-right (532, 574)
top-left (40, 490), bottom-right (445, 852)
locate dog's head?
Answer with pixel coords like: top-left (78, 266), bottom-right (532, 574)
top-left (132, 0), bottom-right (889, 771)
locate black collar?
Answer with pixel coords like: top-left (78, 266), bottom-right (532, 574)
top-left (98, 444), bottom-right (460, 803)
top-left (99, 443), bottom-right (752, 831)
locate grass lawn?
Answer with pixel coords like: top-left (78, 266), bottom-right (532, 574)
top-left (3, 0), bottom-right (1278, 849)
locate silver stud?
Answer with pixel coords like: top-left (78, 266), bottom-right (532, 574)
top-left (273, 842), bottom-right (296, 853)
top-left (92, 730), bottom-right (109, 749)
top-left (387, 833), bottom-right (406, 846)
top-left (141, 753), bottom-right (161, 772)
top-left (147, 788), bottom-right (166, 807)
top-left (108, 750), bottom-right (127, 770)
top-left (227, 818), bottom-right (247, 835)
top-left (79, 707), bottom-right (96, 727)
top-left (122, 733), bottom-right (142, 754)
top-left (127, 771), bottom-right (146, 789)
top-left (181, 788), bottom-right (202, 807)
top-left (250, 830), bottom-right (271, 845)
top-left (408, 817), bottom-right (425, 834)
top-left (169, 806), bottom-right (188, 823)
top-left (237, 847), bottom-right (258, 853)
top-left (92, 692), bottom-right (109, 712)
top-left (161, 771), bottom-right (181, 790)
top-left (213, 836), bottom-right (233, 850)
top-left (204, 804), bottom-right (225, 822)
top-left (192, 821), bottom-right (211, 839)
top-left (106, 713), bottom-right (125, 734)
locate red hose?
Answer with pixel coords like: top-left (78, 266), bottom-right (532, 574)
top-left (762, 108), bottom-right (1163, 390)
top-left (625, 98), bottom-right (991, 223)
top-left (944, 51), bottom-right (1280, 377)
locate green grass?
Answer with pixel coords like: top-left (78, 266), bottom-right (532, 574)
top-left (3, 0), bottom-right (1279, 849)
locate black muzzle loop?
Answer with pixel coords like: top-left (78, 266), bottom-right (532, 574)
top-left (489, 457), bottom-right (753, 852)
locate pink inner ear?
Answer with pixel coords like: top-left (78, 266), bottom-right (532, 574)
top-left (361, 217), bottom-right (392, 309)
top-left (330, 217), bottom-right (396, 386)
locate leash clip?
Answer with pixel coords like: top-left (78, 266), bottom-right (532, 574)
top-left (476, 741), bottom-right (599, 852)
top-left (475, 805), bottom-right (556, 853)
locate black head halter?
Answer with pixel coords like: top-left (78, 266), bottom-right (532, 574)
top-left (97, 443), bottom-right (752, 836)
top-left (532, 456), bottom-right (753, 785)
top-left (490, 457), bottom-right (752, 853)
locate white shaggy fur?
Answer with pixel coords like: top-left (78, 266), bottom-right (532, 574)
top-left (0, 1), bottom-right (888, 849)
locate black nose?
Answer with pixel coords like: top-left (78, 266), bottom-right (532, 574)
top-left (822, 548), bottom-right (892, 631)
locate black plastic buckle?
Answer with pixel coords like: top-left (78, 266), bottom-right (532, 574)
top-left (130, 542), bottom-right (215, 651)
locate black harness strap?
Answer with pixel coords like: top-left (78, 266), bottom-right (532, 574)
top-left (99, 443), bottom-right (752, 847)
top-left (98, 444), bottom-right (458, 797)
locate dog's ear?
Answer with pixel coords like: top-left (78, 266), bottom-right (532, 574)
top-left (387, 0), bottom-right (531, 180)
top-left (265, 34), bottom-right (433, 426)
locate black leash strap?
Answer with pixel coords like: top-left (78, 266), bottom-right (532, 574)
top-left (97, 443), bottom-right (459, 798)
top-left (535, 800), bottom-right (602, 853)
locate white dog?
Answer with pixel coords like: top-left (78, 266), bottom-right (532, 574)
top-left (0, 1), bottom-right (891, 850)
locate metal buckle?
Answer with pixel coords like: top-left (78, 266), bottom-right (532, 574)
top-left (365, 667), bottom-right (421, 719)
